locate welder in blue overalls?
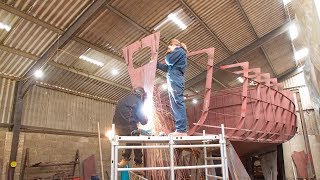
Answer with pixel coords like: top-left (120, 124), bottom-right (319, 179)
top-left (113, 87), bottom-right (148, 169)
top-left (157, 39), bottom-right (188, 136)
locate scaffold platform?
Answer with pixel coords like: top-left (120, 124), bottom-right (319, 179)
top-left (110, 124), bottom-right (228, 180)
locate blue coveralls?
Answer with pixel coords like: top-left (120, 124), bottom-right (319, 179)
top-left (112, 94), bottom-right (148, 164)
top-left (157, 47), bottom-right (187, 133)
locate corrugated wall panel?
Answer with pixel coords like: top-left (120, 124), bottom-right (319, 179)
top-left (299, 87), bottom-right (314, 110)
top-left (0, 78), bottom-right (16, 124)
top-left (282, 71), bottom-right (306, 89)
top-left (22, 86), bottom-right (115, 132)
top-left (281, 71), bottom-right (313, 110)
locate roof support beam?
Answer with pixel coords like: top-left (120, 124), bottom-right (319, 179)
top-left (21, 0), bottom-right (107, 95)
top-left (186, 21), bottom-right (292, 88)
top-left (8, 1), bottom-right (106, 178)
top-left (234, 0), bottom-right (278, 76)
top-left (0, 2), bottom-right (123, 65)
top-left (0, 44), bottom-right (131, 91)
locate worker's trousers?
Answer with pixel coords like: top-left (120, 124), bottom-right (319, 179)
top-left (121, 132), bottom-right (142, 164)
top-left (122, 143), bottom-right (143, 164)
top-left (167, 72), bottom-right (187, 133)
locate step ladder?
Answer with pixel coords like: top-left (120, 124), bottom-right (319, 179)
top-left (110, 124), bottom-right (228, 180)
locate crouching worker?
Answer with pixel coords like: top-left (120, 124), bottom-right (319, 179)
top-left (112, 87), bottom-right (148, 170)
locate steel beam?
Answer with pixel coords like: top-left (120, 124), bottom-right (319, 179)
top-left (21, 0), bottom-right (107, 95)
top-left (0, 2), bottom-right (128, 64)
top-left (8, 81), bottom-right (23, 179)
top-left (0, 44), bottom-right (131, 91)
top-left (35, 82), bottom-right (117, 104)
top-left (186, 21), bottom-right (292, 88)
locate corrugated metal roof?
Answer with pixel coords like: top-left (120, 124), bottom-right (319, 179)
top-left (53, 40), bottom-right (87, 66)
top-left (154, 8), bottom-right (194, 42)
top-left (94, 58), bottom-right (131, 87)
top-left (0, 9), bottom-right (19, 41)
top-left (263, 33), bottom-right (296, 75)
top-left (176, 22), bottom-right (229, 63)
top-left (78, 8), bottom-right (145, 55)
top-left (0, 0), bottom-right (298, 102)
top-left (3, 19), bottom-right (58, 56)
top-left (5, 0), bottom-right (92, 30)
top-left (0, 77), bottom-right (15, 124)
top-left (238, 48), bottom-right (276, 77)
top-left (241, 0), bottom-right (287, 37)
top-left (0, 49), bottom-right (35, 77)
top-left (42, 65), bottom-right (130, 101)
top-left (109, 0), bottom-right (180, 30)
top-left (185, 0), bottom-right (256, 52)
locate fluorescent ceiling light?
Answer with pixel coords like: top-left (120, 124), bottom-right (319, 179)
top-left (111, 69), bottom-right (119, 76)
top-left (80, 55), bottom-right (104, 67)
top-left (283, 0), bottom-right (291, 6)
top-left (192, 99), bottom-right (198, 104)
top-left (0, 22), bottom-right (11, 31)
top-left (168, 13), bottom-right (187, 30)
top-left (237, 77), bottom-right (244, 83)
top-left (289, 23), bottom-right (298, 40)
top-left (34, 70), bottom-right (43, 78)
top-left (294, 48), bottom-right (309, 60)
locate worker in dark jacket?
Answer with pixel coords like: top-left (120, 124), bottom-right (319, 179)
top-left (112, 87), bottom-right (148, 168)
top-left (157, 39), bottom-right (188, 136)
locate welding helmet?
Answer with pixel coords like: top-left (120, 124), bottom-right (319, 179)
top-left (132, 87), bottom-right (147, 100)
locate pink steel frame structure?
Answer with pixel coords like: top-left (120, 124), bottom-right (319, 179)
top-left (123, 32), bottom-right (297, 144)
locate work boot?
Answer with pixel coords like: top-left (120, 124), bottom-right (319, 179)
top-left (170, 131), bottom-right (188, 136)
top-left (118, 159), bottom-right (129, 168)
top-left (132, 163), bottom-right (144, 176)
